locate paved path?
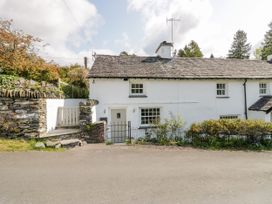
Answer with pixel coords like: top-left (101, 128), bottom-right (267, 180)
top-left (0, 144), bottom-right (272, 204)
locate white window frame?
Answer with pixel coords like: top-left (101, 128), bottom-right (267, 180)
top-left (130, 83), bottom-right (144, 95)
top-left (259, 82), bottom-right (269, 96)
top-left (216, 83), bottom-right (228, 97)
top-left (220, 115), bottom-right (239, 119)
top-left (140, 108), bottom-right (160, 126)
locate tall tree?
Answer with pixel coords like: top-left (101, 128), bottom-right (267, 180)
top-left (0, 19), bottom-right (59, 82)
top-left (254, 47), bottom-right (262, 60)
top-left (261, 21), bottom-right (272, 60)
top-left (178, 40), bottom-right (203, 57)
top-left (228, 30), bottom-right (251, 59)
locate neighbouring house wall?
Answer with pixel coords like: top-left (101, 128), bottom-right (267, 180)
top-left (90, 78), bottom-right (272, 131)
top-left (0, 97), bottom-right (46, 138)
top-left (46, 99), bottom-right (87, 132)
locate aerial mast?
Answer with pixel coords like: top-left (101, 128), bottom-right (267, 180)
top-left (166, 17), bottom-right (181, 44)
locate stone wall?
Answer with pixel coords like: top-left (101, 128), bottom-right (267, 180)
top-left (79, 99), bottom-right (104, 143)
top-left (0, 98), bottom-right (46, 138)
top-left (81, 122), bottom-right (105, 143)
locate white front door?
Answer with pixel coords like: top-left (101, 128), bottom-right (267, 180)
top-left (111, 109), bottom-right (127, 143)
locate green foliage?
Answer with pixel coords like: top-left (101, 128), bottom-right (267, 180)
top-left (254, 47), bottom-right (263, 60)
top-left (187, 119), bottom-right (272, 150)
top-left (0, 19), bottom-right (60, 83)
top-left (261, 21), bottom-right (272, 60)
top-left (228, 30), bottom-right (251, 59)
top-left (60, 82), bottom-right (89, 98)
top-left (0, 138), bottom-right (64, 152)
top-left (178, 41), bottom-right (203, 58)
top-left (105, 140), bottom-right (113, 145)
top-left (136, 116), bottom-right (185, 145)
top-left (0, 74), bottom-right (63, 97)
top-left (60, 64), bottom-right (89, 88)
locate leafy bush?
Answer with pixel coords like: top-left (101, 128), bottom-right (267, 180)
top-left (187, 119), bottom-right (272, 150)
top-left (136, 116), bottom-right (185, 145)
top-left (60, 82), bottom-right (89, 98)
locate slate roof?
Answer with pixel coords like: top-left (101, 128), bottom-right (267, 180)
top-left (249, 96), bottom-right (272, 113)
top-left (89, 55), bottom-right (272, 79)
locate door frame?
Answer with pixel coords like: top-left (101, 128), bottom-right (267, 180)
top-left (109, 107), bottom-right (128, 143)
top-left (109, 107), bottom-right (128, 124)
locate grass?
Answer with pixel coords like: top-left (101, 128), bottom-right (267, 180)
top-left (0, 138), bottom-right (65, 152)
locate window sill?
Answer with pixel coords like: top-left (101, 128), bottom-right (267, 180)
top-left (216, 96), bottom-right (230, 99)
top-left (138, 125), bottom-right (157, 129)
top-left (129, 95), bottom-right (147, 98)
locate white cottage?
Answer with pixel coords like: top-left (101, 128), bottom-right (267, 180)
top-left (89, 42), bottom-right (272, 140)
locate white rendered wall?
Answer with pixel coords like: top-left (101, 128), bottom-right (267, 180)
top-left (46, 99), bottom-right (86, 132)
top-left (90, 78), bottom-right (272, 131)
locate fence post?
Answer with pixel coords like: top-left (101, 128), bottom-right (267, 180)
top-left (128, 121), bottom-right (131, 143)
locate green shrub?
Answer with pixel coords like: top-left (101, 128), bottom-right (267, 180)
top-left (60, 83), bottom-right (89, 98)
top-left (187, 119), bottom-right (272, 150)
top-left (105, 140), bottom-right (113, 145)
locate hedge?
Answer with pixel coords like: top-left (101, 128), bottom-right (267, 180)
top-left (187, 119), bottom-right (272, 150)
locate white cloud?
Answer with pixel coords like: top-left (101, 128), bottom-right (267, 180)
top-left (127, 0), bottom-right (213, 54)
top-left (128, 0), bottom-right (272, 58)
top-left (0, 0), bottom-right (103, 65)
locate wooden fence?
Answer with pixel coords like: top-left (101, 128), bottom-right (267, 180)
top-left (57, 106), bottom-right (80, 127)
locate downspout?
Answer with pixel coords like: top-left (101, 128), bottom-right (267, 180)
top-left (243, 79), bottom-right (248, 120)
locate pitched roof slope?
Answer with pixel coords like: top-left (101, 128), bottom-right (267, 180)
top-left (89, 55), bottom-right (272, 79)
top-left (249, 96), bottom-right (272, 113)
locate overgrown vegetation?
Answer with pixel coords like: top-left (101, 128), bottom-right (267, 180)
top-left (135, 119), bottom-right (272, 151)
top-left (136, 116), bottom-right (185, 146)
top-left (0, 19), bottom-right (59, 83)
top-left (0, 19), bottom-right (89, 98)
top-left (0, 74), bottom-right (63, 97)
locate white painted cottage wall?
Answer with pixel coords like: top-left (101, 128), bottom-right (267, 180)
top-left (46, 99), bottom-right (86, 132)
top-left (90, 78), bottom-right (272, 129)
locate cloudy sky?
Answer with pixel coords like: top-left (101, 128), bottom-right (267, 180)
top-left (0, 0), bottom-right (271, 65)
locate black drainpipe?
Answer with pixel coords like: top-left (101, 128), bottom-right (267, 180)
top-left (243, 79), bottom-right (248, 120)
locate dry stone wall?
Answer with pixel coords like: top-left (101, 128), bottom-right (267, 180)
top-left (0, 98), bottom-right (47, 138)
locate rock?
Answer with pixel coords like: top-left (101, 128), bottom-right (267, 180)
top-left (45, 141), bottom-right (60, 148)
top-left (35, 142), bottom-right (45, 148)
top-left (60, 139), bottom-right (82, 148)
top-left (55, 143), bottom-right (61, 149)
top-left (0, 105), bottom-right (8, 111)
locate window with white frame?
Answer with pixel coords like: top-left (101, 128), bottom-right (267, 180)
top-left (220, 115), bottom-right (239, 119)
top-left (216, 83), bottom-right (227, 97)
top-left (130, 83), bottom-right (144, 95)
top-left (140, 108), bottom-right (160, 125)
top-left (259, 83), bottom-right (268, 95)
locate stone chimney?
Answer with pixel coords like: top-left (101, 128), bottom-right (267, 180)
top-left (267, 55), bottom-right (272, 63)
top-left (155, 41), bottom-right (173, 58)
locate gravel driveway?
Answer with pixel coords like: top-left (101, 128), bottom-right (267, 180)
top-left (0, 144), bottom-right (272, 204)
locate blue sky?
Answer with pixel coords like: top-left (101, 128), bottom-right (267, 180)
top-left (90, 0), bottom-right (143, 53)
top-left (0, 0), bottom-right (272, 66)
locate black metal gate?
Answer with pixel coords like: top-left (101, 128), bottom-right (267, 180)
top-left (107, 121), bottom-right (131, 143)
